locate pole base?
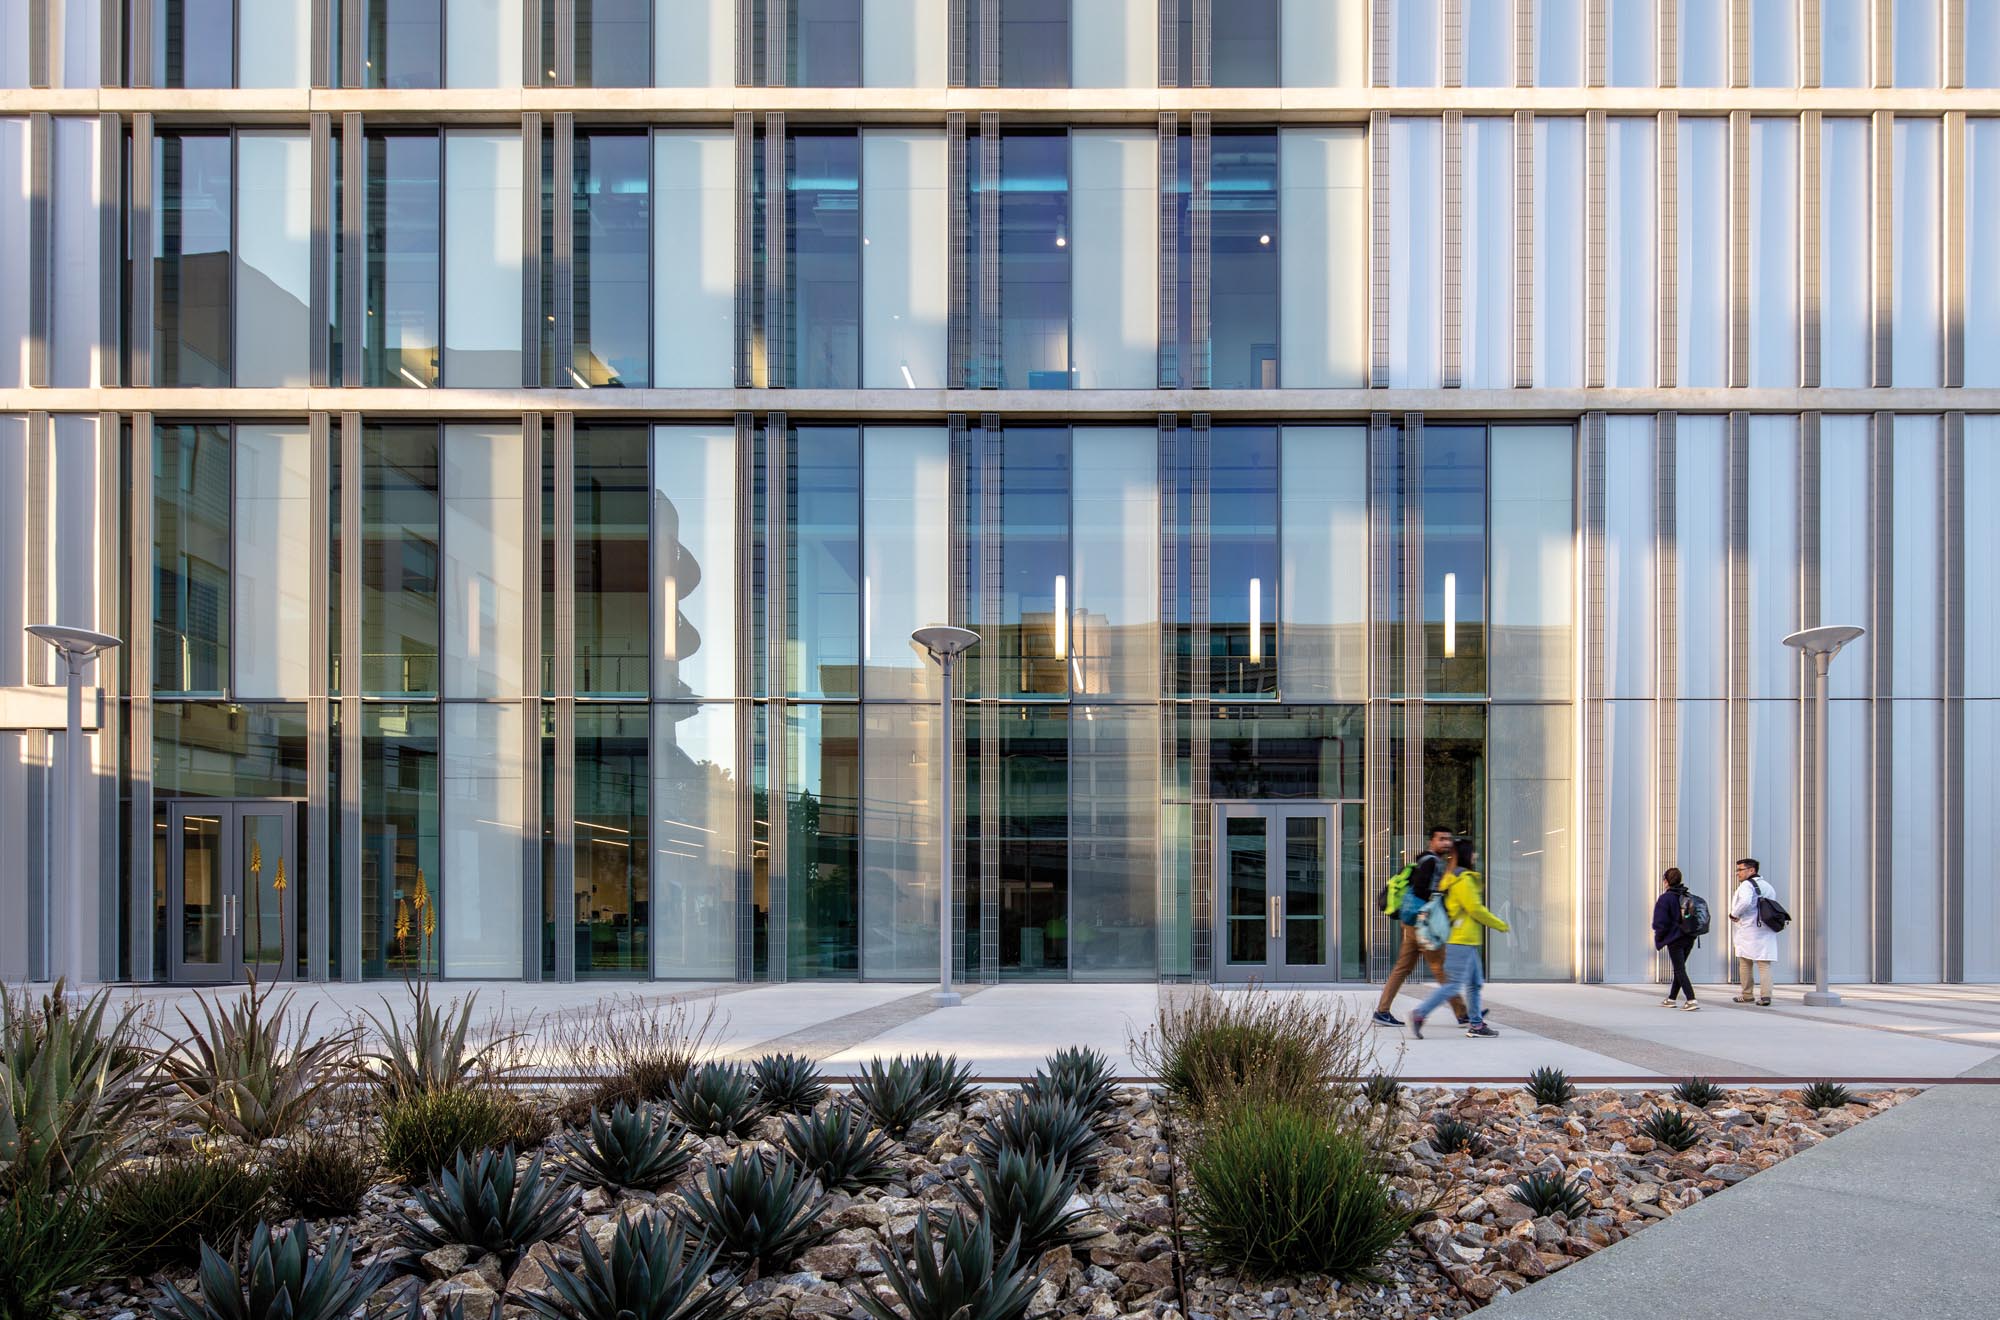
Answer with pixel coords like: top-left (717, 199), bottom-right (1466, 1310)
top-left (1802, 990), bottom-right (1843, 1007)
top-left (932, 989), bottom-right (963, 1008)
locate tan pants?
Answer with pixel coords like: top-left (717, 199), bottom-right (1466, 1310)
top-left (1738, 958), bottom-right (1773, 1001)
top-left (1376, 924), bottom-right (1468, 1018)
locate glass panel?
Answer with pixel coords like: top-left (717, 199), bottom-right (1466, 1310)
top-left (1210, 132), bottom-right (1280, 389)
top-left (1282, 814), bottom-right (1326, 966)
top-left (1001, 0), bottom-right (1068, 87)
top-left (657, 0), bottom-right (733, 86)
top-left (1676, 415), bottom-right (1728, 698)
top-left (154, 134), bottom-right (232, 387)
top-left (441, 424), bottom-right (526, 699)
top-left (790, 427), bottom-right (861, 699)
top-left (241, 811), bottom-right (291, 970)
top-left (1967, 123), bottom-right (2000, 386)
top-left (1604, 416), bottom-right (1655, 698)
top-left (1070, 707), bottom-right (1158, 979)
top-left (653, 132), bottom-right (734, 386)
top-left (1338, 804), bottom-right (1364, 978)
top-left (49, 417), bottom-right (98, 639)
top-left (999, 706), bottom-right (1068, 976)
top-left (235, 132), bottom-right (312, 387)
top-left (1388, 118), bottom-right (1441, 387)
top-left (153, 423), bottom-right (231, 696)
top-left (1462, 0), bottom-right (1512, 87)
top-left (1820, 0), bottom-right (1868, 86)
top-left (1391, 0), bottom-right (1439, 86)
top-left (441, 702), bottom-right (524, 977)
top-left (1072, 428), bottom-right (1159, 700)
top-left (1602, 699), bottom-right (1654, 980)
top-left (48, 118), bottom-right (100, 387)
top-left (789, 703), bottom-right (861, 977)
top-left (1969, 2), bottom-right (2000, 87)
top-left (865, 0), bottom-right (948, 85)
top-left (1750, 0), bottom-right (1797, 86)
top-left (1890, 705), bottom-right (1941, 979)
top-left (862, 427), bottom-right (950, 701)
top-left (1893, 118), bottom-right (1941, 387)
top-left (0, 120), bottom-right (24, 386)
top-left (1826, 698), bottom-right (1869, 979)
top-left (653, 425), bottom-right (736, 700)
top-left (368, 0), bottom-right (444, 87)
top-left (1677, 118), bottom-right (1729, 387)
top-left (1490, 425), bottom-right (1573, 700)
top-left (159, 0), bottom-right (233, 87)
top-left (574, 705), bottom-right (648, 976)
top-left (442, 131), bottom-right (524, 386)
top-left (1971, 420), bottom-right (2000, 696)
top-left (1210, 704), bottom-right (1365, 800)
top-left (999, 427), bottom-right (1070, 698)
top-left (999, 134), bottom-right (1070, 389)
top-left (1536, 0), bottom-right (1584, 85)
top-left (1211, 427), bottom-right (1279, 697)
top-left (575, 426), bottom-right (649, 697)
top-left (789, 134), bottom-right (860, 390)
top-left (1071, 0), bottom-right (1155, 89)
top-left (577, 0), bottom-right (649, 86)
top-left (1485, 703), bottom-right (1571, 978)
top-left (1071, 131), bottom-right (1157, 390)
top-left (180, 812), bottom-right (225, 965)
top-left (1424, 425), bottom-right (1487, 697)
top-left (153, 703), bottom-right (309, 800)
top-left (1747, 700), bottom-right (1798, 980)
top-left (0, 1), bottom-right (22, 86)
top-left (240, 0), bottom-right (311, 87)
top-left (572, 133), bottom-right (649, 387)
top-left (1676, 699), bottom-right (1727, 981)
top-left (1894, 0), bottom-right (1939, 87)
top-left (362, 425), bottom-right (442, 698)
top-left (1750, 118), bottom-right (1799, 387)
top-left (1460, 117), bottom-right (1513, 388)
top-left (1223, 815), bottom-right (1266, 966)
top-left (1607, 0), bottom-right (1656, 85)
top-left (1279, 128), bottom-right (1366, 388)
top-left (1892, 416), bottom-right (1941, 697)
top-left (1819, 415), bottom-right (1871, 697)
top-left (1213, 0), bottom-right (1279, 86)
top-left (790, 0), bottom-right (860, 85)
top-left (861, 703), bottom-right (940, 978)
top-left (361, 703), bottom-right (440, 978)
top-left (1964, 703), bottom-right (2000, 979)
top-left (862, 131), bottom-right (949, 389)
top-left (445, 0), bottom-right (524, 87)
top-left (233, 426), bottom-right (312, 700)
top-left (1821, 118), bottom-right (1871, 388)
top-left (366, 133), bottom-right (442, 388)
top-left (1534, 117), bottom-right (1584, 386)
top-left (652, 703), bottom-right (737, 977)
top-left (1746, 416), bottom-right (1800, 697)
top-left (1605, 118), bottom-right (1655, 387)
top-left (1282, 426), bottom-right (1367, 702)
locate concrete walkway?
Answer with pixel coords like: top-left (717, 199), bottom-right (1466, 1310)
top-left (1477, 1070), bottom-right (2000, 1319)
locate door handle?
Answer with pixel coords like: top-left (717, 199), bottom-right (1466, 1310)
top-left (1269, 895), bottom-right (1281, 940)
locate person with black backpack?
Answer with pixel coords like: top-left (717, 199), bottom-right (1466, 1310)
top-left (1729, 857), bottom-right (1788, 1006)
top-left (1371, 826), bottom-right (1468, 1028)
top-left (1651, 867), bottom-right (1704, 1011)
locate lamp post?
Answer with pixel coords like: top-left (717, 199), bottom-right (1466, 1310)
top-left (912, 626), bottom-right (980, 1007)
top-left (1782, 624), bottom-right (1864, 1008)
top-left (25, 624), bottom-right (123, 984)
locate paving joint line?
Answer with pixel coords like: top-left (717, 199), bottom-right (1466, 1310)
top-left (718, 985), bottom-right (992, 1063)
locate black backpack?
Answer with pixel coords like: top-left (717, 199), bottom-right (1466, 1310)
top-left (1678, 891), bottom-right (1712, 939)
top-left (1753, 881), bottom-right (1792, 933)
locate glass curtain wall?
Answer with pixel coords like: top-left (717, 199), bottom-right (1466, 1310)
top-left (789, 135), bottom-right (861, 390)
top-left (153, 134), bottom-right (232, 387)
top-left (1070, 132), bottom-right (1156, 389)
top-left (998, 134), bottom-right (1070, 389)
top-left (366, 133), bottom-right (442, 387)
top-left (235, 133), bottom-right (312, 386)
top-left (654, 132), bottom-right (734, 386)
top-left (574, 427), bottom-right (649, 697)
top-left (573, 133), bottom-right (650, 387)
top-left (232, 426), bottom-right (313, 701)
top-left (153, 423), bottom-right (232, 696)
top-left (1459, 118), bottom-right (1512, 388)
top-left (366, 0), bottom-right (444, 87)
top-left (1209, 133), bottom-right (1279, 389)
top-left (576, 0), bottom-right (651, 86)
top-left (1279, 128), bottom-right (1366, 389)
top-left (861, 131), bottom-right (949, 390)
top-left (791, 0), bottom-right (861, 86)
top-left (1210, 428), bottom-right (1279, 697)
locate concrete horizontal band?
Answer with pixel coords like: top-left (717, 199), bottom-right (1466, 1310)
top-left (0, 686), bottom-right (106, 732)
top-left (5, 387), bottom-right (1998, 420)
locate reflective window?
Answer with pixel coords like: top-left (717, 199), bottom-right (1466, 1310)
top-left (1485, 704), bottom-right (1572, 978)
top-left (1536, 0), bottom-right (1584, 86)
top-left (1749, 118), bottom-right (1799, 387)
top-left (996, 706), bottom-right (1067, 977)
top-left (1821, 118), bottom-right (1871, 386)
top-left (1072, 0), bottom-right (1154, 89)
top-left (1969, 2), bottom-right (2000, 87)
top-left (653, 703), bottom-right (738, 977)
top-left (445, 0), bottom-right (524, 88)
top-left (235, 132), bottom-right (312, 387)
top-left (1392, 0), bottom-right (1439, 86)
top-left (1279, 128), bottom-right (1366, 388)
top-left (1210, 705), bottom-right (1364, 800)
top-left (1214, 0), bottom-right (1280, 87)
top-left (1677, 118), bottom-right (1729, 387)
top-left (366, 133), bottom-right (442, 388)
top-left (441, 702), bottom-right (525, 977)
top-left (1281, 427), bottom-right (1368, 702)
top-left (1820, 0), bottom-right (1869, 87)
top-left (442, 131), bottom-right (524, 386)
top-left (1388, 118), bottom-right (1441, 387)
top-left (153, 133), bottom-right (232, 387)
top-left (653, 425), bottom-right (737, 700)
top-left (233, 425), bottom-right (314, 701)
top-left (861, 132), bottom-right (949, 389)
top-left (1750, 0), bottom-right (1797, 87)
top-left (656, 0), bottom-right (733, 86)
top-left (362, 425), bottom-right (442, 697)
top-left (0, 121), bottom-right (25, 385)
top-left (156, 0), bottom-right (234, 88)
top-left (1969, 123), bottom-right (2000, 386)
top-left (789, 134), bottom-right (860, 390)
top-left (1894, 0), bottom-right (1939, 87)
top-left (153, 423), bottom-right (231, 696)
top-left (577, 0), bottom-right (650, 86)
top-left (999, 427), bottom-right (1071, 698)
top-left (1893, 117), bottom-right (1941, 386)
top-left (1607, 0), bottom-right (1656, 86)
top-left (573, 705), bottom-right (649, 976)
top-left (574, 426), bottom-right (649, 697)
top-left (1534, 118), bottom-right (1585, 387)
top-left (998, 133), bottom-right (1070, 389)
top-left (1490, 425), bottom-right (1573, 700)
top-left (788, 703), bottom-right (861, 978)
top-left (861, 703), bottom-right (942, 978)
top-left (441, 424), bottom-right (527, 699)
top-left (239, 0), bottom-right (312, 87)
top-left (1210, 132), bottom-right (1280, 389)
top-left (1070, 131), bottom-right (1157, 389)
top-left (790, 427), bottom-right (861, 699)
top-left (573, 132), bottom-right (650, 387)
top-left (1422, 425), bottom-right (1487, 697)
top-left (1605, 118), bottom-right (1656, 388)
top-left (1000, 0), bottom-right (1068, 87)
top-left (861, 427), bottom-right (950, 702)
top-left (1460, 118), bottom-right (1513, 388)
top-left (360, 704), bottom-right (440, 979)
top-left (366, 0), bottom-right (444, 88)
top-left (652, 132), bottom-right (735, 387)
top-left (1679, 0), bottom-right (1726, 87)
top-left (1211, 427), bottom-right (1279, 697)
top-left (1071, 428), bottom-right (1159, 700)
top-left (1462, 0), bottom-right (1512, 87)
top-left (791, 0), bottom-right (861, 86)
top-left (1070, 707), bottom-right (1158, 979)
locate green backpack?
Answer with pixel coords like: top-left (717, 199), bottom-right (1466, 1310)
top-left (1378, 865), bottom-right (1415, 916)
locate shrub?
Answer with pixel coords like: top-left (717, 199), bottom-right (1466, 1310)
top-left (520, 1212), bottom-right (742, 1320)
top-left (2, 980), bottom-right (155, 1194)
top-left (156, 980), bottom-right (353, 1144)
top-left (668, 1064), bottom-right (763, 1140)
top-left (360, 981), bottom-right (519, 1103)
top-left (152, 1223), bottom-right (397, 1320)
top-left (1672, 1076), bottom-right (1725, 1108)
top-left (399, 1146), bottom-right (581, 1268)
top-left (972, 1095), bottom-right (1103, 1182)
top-left (0, 1188), bottom-right (108, 1320)
top-left (1362, 1073), bottom-right (1402, 1108)
top-left (380, 1088), bottom-right (540, 1184)
top-left (1507, 1171), bottom-right (1590, 1219)
top-left (1638, 1108), bottom-right (1701, 1153)
top-left (98, 1153), bottom-right (273, 1273)
top-left (750, 1054), bottom-right (828, 1116)
top-left (852, 1209), bottom-right (1042, 1320)
top-left (1182, 1100), bottom-right (1418, 1281)
top-left (560, 1103), bottom-right (693, 1193)
top-left (913, 1054), bottom-right (979, 1112)
top-left (269, 1128), bottom-right (377, 1220)
top-left (1801, 1080), bottom-right (1856, 1111)
top-left (1526, 1067), bottom-right (1577, 1107)
top-left (1429, 1116), bottom-right (1484, 1156)
top-left (1131, 986), bottom-right (1369, 1114)
top-left (957, 1147), bottom-right (1097, 1260)
top-left (778, 1103), bottom-right (898, 1193)
top-left (560, 998), bottom-right (720, 1116)
top-left (1022, 1048), bottom-right (1117, 1125)
top-left (682, 1148), bottom-right (835, 1275)
top-left (850, 1058), bottom-right (941, 1138)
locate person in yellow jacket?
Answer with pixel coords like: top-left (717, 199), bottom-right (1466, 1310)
top-left (1409, 840), bottom-right (1510, 1039)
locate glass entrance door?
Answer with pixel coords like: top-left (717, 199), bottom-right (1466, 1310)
top-left (167, 800), bottom-right (300, 983)
top-left (1214, 801), bottom-right (1363, 983)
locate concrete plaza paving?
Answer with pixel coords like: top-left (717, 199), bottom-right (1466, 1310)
top-left (99, 978), bottom-right (2000, 1081)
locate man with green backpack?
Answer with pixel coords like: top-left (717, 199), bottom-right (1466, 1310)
top-left (1371, 826), bottom-right (1468, 1028)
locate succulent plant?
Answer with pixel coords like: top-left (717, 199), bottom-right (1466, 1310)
top-left (750, 1054), bottom-right (828, 1116)
top-left (561, 1102), bottom-right (693, 1192)
top-left (1638, 1107), bottom-right (1702, 1153)
top-left (1362, 1073), bottom-right (1402, 1108)
top-left (849, 1058), bottom-right (941, 1137)
top-left (1428, 1116), bottom-right (1485, 1156)
top-left (682, 1148), bottom-right (836, 1275)
top-left (1671, 1076), bottom-right (1726, 1108)
top-left (851, 1209), bottom-right (1042, 1320)
top-left (2, 980), bottom-right (156, 1195)
top-left (1801, 1080), bottom-right (1856, 1111)
top-left (155, 980), bottom-right (354, 1144)
top-left (913, 1054), bottom-right (980, 1112)
top-left (778, 1102), bottom-right (898, 1193)
top-left (151, 1223), bottom-right (396, 1320)
top-left (398, 1146), bottom-right (581, 1267)
top-left (956, 1147), bottom-right (1098, 1260)
top-left (520, 1212), bottom-right (742, 1320)
top-left (668, 1064), bottom-right (764, 1140)
top-left (972, 1095), bottom-right (1103, 1183)
top-left (1022, 1048), bottom-right (1117, 1125)
top-left (1525, 1066), bottom-right (1577, 1107)
top-left (1507, 1171), bottom-right (1591, 1220)
top-left (360, 982), bottom-right (520, 1103)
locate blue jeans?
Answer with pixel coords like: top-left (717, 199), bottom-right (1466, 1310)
top-left (1415, 945), bottom-right (1485, 1027)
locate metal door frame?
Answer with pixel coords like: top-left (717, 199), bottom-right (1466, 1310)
top-left (164, 799), bottom-right (304, 984)
top-left (1210, 799), bottom-right (1359, 984)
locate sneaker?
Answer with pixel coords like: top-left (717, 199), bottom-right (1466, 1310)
top-left (1408, 1012), bottom-right (1426, 1040)
top-left (1456, 1014), bottom-right (1472, 1026)
top-left (1371, 1010), bottom-right (1404, 1027)
top-left (1757, 997), bottom-right (1773, 1006)
top-left (1465, 1023), bottom-right (1500, 1038)
top-left (1732, 994), bottom-right (1755, 1003)
top-left (1660, 997), bottom-right (1677, 1007)
top-left (1682, 1000), bottom-right (1701, 1012)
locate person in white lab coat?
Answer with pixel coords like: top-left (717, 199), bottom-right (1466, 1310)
top-left (1730, 858), bottom-right (1779, 1006)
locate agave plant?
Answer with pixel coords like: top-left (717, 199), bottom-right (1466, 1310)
top-left (682, 1148), bottom-right (835, 1275)
top-left (1638, 1107), bottom-right (1702, 1153)
top-left (1525, 1066), bottom-right (1577, 1107)
top-left (1429, 1116), bottom-right (1485, 1156)
top-left (1362, 1073), bottom-right (1402, 1108)
top-left (1672, 1076), bottom-right (1726, 1108)
top-left (852, 1209), bottom-right (1042, 1320)
top-left (1507, 1171), bottom-right (1591, 1219)
top-left (913, 1054), bottom-right (979, 1112)
top-left (399, 1146), bottom-right (581, 1267)
top-left (668, 1064), bottom-right (763, 1140)
top-left (1022, 1048), bottom-right (1117, 1126)
top-left (849, 1058), bottom-right (940, 1138)
top-left (520, 1213), bottom-right (742, 1320)
top-left (2, 980), bottom-right (156, 1194)
top-left (560, 1102), bottom-right (693, 1192)
top-left (778, 1102), bottom-right (898, 1193)
top-left (1801, 1079), bottom-right (1856, 1111)
top-left (972, 1094), bottom-right (1103, 1182)
top-left (957, 1147), bottom-right (1099, 1260)
top-left (750, 1054), bottom-right (828, 1115)
top-left (360, 981), bottom-right (519, 1102)
top-left (155, 979), bottom-right (353, 1144)
top-left (152, 1223), bottom-right (397, 1320)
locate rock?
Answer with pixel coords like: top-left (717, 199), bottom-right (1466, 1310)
top-left (834, 1200), bottom-right (888, 1230)
top-left (420, 1245), bottom-right (472, 1280)
top-left (799, 1243), bottom-right (867, 1281)
top-left (504, 1243), bottom-right (560, 1294)
top-left (433, 1281), bottom-right (499, 1320)
top-left (1705, 1163), bottom-right (1753, 1185)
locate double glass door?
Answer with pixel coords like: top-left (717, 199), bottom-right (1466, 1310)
top-left (167, 800), bottom-right (300, 983)
top-left (1215, 802), bottom-right (1364, 983)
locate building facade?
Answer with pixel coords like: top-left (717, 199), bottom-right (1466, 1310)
top-left (1, 0), bottom-right (1997, 988)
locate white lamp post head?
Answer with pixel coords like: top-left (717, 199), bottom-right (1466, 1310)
top-left (911, 626), bottom-right (980, 663)
top-left (26, 624), bottom-right (123, 661)
top-left (1782, 624), bottom-right (1865, 660)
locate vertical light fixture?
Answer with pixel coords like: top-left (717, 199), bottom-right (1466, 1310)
top-left (913, 626), bottom-right (981, 1007)
top-left (1784, 624), bottom-right (1865, 1007)
top-left (1053, 575), bottom-right (1068, 659)
top-left (26, 625), bottom-right (122, 983)
top-left (1248, 577), bottom-right (1263, 663)
top-left (1443, 572), bottom-right (1457, 658)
